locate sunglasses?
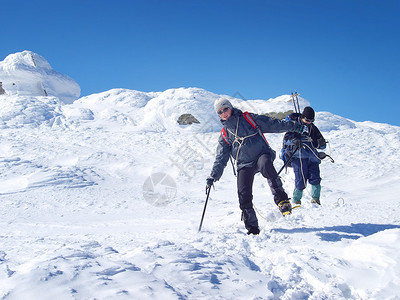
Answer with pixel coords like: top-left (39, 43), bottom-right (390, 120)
top-left (218, 107), bottom-right (230, 115)
top-left (303, 117), bottom-right (314, 123)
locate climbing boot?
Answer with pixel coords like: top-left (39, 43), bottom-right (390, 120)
top-left (278, 200), bottom-right (292, 216)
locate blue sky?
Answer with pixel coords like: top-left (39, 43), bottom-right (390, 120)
top-left (1, 0), bottom-right (399, 126)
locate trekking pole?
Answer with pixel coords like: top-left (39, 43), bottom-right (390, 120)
top-left (198, 185), bottom-right (212, 232)
top-left (229, 156), bottom-right (237, 177)
top-left (277, 145), bottom-right (299, 176)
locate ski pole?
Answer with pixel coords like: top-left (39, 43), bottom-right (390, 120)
top-left (277, 145), bottom-right (299, 176)
top-left (198, 185), bottom-right (212, 232)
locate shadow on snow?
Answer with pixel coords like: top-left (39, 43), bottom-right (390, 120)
top-left (271, 223), bottom-right (400, 242)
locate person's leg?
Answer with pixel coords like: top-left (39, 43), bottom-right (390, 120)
top-left (310, 184), bottom-right (321, 204)
top-left (237, 166), bottom-right (259, 233)
top-left (291, 158), bottom-right (308, 204)
top-left (257, 154), bottom-right (289, 204)
top-left (309, 162), bottom-right (322, 204)
top-left (292, 188), bottom-right (303, 205)
top-left (257, 154), bottom-right (291, 215)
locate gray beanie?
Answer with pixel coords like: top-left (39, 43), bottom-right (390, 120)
top-left (214, 98), bottom-right (233, 113)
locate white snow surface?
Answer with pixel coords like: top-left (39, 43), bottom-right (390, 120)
top-left (0, 51), bottom-right (80, 104)
top-left (1, 66), bottom-right (400, 299)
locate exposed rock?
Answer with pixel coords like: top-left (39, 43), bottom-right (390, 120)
top-left (177, 113), bottom-right (200, 125)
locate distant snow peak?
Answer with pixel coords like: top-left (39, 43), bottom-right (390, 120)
top-left (0, 50), bottom-right (80, 104)
top-left (2, 51), bottom-right (51, 71)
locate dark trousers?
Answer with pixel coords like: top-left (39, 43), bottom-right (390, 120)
top-left (291, 158), bottom-right (321, 190)
top-left (237, 154), bottom-right (289, 229)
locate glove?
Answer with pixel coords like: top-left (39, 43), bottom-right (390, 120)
top-left (206, 177), bottom-right (215, 193)
top-left (305, 136), bottom-right (313, 142)
top-left (317, 138), bottom-right (327, 148)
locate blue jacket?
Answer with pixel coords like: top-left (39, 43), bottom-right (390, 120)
top-left (210, 108), bottom-right (300, 181)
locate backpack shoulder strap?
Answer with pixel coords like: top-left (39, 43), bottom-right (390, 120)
top-left (242, 111), bottom-right (269, 145)
top-left (242, 111), bottom-right (258, 129)
top-left (220, 127), bottom-right (230, 145)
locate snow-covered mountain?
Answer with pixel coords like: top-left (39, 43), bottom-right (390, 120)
top-left (1, 52), bottom-right (400, 299)
top-left (0, 51), bottom-right (80, 104)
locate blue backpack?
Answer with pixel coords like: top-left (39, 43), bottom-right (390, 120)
top-left (280, 132), bottom-right (298, 167)
top-left (280, 113), bottom-right (301, 167)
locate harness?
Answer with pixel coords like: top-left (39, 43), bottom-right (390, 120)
top-left (220, 111), bottom-right (269, 170)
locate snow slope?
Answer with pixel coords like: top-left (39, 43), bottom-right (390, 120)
top-left (1, 62), bottom-right (400, 298)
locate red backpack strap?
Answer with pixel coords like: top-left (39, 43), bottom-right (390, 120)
top-left (243, 111), bottom-right (258, 129)
top-left (220, 127), bottom-right (230, 145)
top-left (243, 111), bottom-right (269, 145)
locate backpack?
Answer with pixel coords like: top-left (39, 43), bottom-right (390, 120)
top-left (280, 132), bottom-right (298, 167)
top-left (220, 111), bottom-right (269, 146)
top-left (279, 113), bottom-right (301, 167)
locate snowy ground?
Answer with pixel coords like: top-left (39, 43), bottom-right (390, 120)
top-left (1, 88), bottom-right (400, 299)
